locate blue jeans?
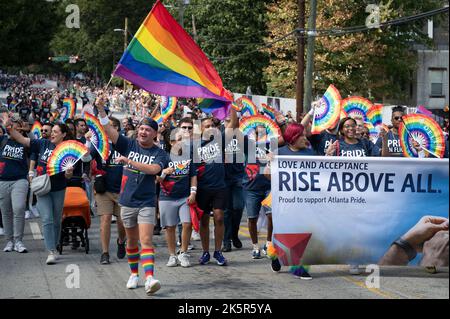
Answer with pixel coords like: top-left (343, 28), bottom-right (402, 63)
top-left (37, 190), bottom-right (66, 251)
top-left (224, 183), bottom-right (244, 244)
top-left (244, 189), bottom-right (271, 219)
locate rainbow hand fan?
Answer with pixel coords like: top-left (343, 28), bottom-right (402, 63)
top-left (153, 113), bottom-right (164, 124)
top-left (160, 96), bottom-right (178, 121)
top-left (367, 104), bottom-right (383, 127)
top-left (47, 141), bottom-right (89, 176)
top-left (311, 85), bottom-right (342, 134)
top-left (84, 112), bottom-right (110, 161)
top-left (399, 114), bottom-right (445, 158)
top-left (236, 97), bottom-right (258, 117)
top-left (341, 96), bottom-right (373, 121)
top-left (261, 103), bottom-right (276, 120)
top-left (364, 122), bottom-right (379, 143)
top-left (231, 102), bottom-right (242, 112)
top-left (60, 98), bottom-right (76, 122)
top-left (31, 121), bottom-right (43, 139)
top-left (239, 115), bottom-right (281, 140)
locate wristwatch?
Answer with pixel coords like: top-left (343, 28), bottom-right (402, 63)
top-left (392, 237), bottom-right (417, 261)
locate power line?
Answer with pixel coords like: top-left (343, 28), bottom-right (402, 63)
top-left (209, 6), bottom-right (449, 62)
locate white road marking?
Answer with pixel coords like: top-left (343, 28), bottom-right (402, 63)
top-left (30, 222), bottom-right (43, 240)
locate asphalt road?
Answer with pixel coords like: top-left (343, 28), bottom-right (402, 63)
top-left (0, 214), bottom-right (448, 300)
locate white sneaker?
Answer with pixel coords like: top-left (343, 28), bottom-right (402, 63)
top-left (166, 255), bottom-right (178, 267)
top-left (178, 252), bottom-right (191, 268)
top-left (349, 265), bottom-right (361, 275)
top-left (126, 274), bottom-right (139, 289)
top-left (187, 243), bottom-right (194, 251)
top-left (14, 241), bottom-right (28, 253)
top-left (46, 251), bottom-right (57, 265)
top-left (25, 211), bottom-right (33, 220)
top-left (3, 241), bottom-right (14, 252)
top-left (144, 277), bottom-right (161, 295)
top-left (0, 227), bottom-right (4, 236)
top-left (191, 231), bottom-right (201, 241)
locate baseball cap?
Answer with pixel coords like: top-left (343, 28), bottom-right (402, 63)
top-left (138, 117), bottom-right (159, 132)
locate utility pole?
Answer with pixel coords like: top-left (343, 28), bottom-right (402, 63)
top-left (192, 14), bottom-right (198, 42)
top-left (304, 0), bottom-right (317, 112)
top-left (123, 17), bottom-right (128, 92)
top-left (296, 0), bottom-right (306, 122)
top-left (178, 0), bottom-right (188, 28)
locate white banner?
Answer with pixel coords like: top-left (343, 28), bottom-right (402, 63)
top-left (272, 156), bottom-right (449, 265)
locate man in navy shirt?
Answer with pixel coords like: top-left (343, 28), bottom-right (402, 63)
top-left (90, 117), bottom-right (126, 265)
top-left (222, 109), bottom-right (245, 253)
top-left (376, 106), bottom-right (405, 157)
top-left (193, 115), bottom-right (233, 266)
top-left (96, 95), bottom-right (168, 296)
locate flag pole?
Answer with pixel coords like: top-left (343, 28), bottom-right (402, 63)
top-left (105, 76), bottom-right (113, 89)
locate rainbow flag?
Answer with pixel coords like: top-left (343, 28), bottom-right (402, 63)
top-left (416, 105), bottom-right (433, 117)
top-left (113, 0), bottom-right (232, 119)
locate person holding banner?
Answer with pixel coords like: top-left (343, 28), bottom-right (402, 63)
top-left (325, 117), bottom-right (388, 158)
top-left (265, 123), bottom-right (315, 279)
top-left (301, 103), bottom-right (339, 156)
top-left (95, 95), bottom-right (168, 296)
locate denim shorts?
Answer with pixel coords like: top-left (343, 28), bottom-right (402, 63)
top-left (244, 189), bottom-right (271, 219)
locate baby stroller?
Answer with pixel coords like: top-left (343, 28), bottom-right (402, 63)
top-left (58, 187), bottom-right (91, 255)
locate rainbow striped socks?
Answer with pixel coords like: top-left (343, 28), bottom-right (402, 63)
top-left (140, 248), bottom-right (155, 279)
top-left (126, 247), bottom-right (140, 275)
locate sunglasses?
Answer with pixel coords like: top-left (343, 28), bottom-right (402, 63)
top-left (393, 116), bottom-right (403, 121)
top-left (41, 129), bottom-right (49, 133)
top-left (181, 126), bottom-right (193, 130)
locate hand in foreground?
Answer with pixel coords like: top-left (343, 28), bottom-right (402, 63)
top-left (402, 216), bottom-right (449, 253)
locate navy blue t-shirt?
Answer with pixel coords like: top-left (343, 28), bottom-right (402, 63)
top-left (30, 139), bottom-right (67, 192)
top-left (223, 129), bottom-right (246, 186)
top-left (337, 139), bottom-right (380, 157)
top-left (194, 137), bottom-right (226, 191)
top-left (242, 140), bottom-right (272, 192)
top-left (278, 145), bottom-right (316, 156)
top-left (115, 134), bottom-right (169, 208)
top-left (309, 130), bottom-right (338, 155)
top-left (160, 150), bottom-right (197, 200)
top-left (376, 131), bottom-right (403, 157)
top-left (0, 137), bottom-right (29, 181)
top-left (92, 143), bottom-right (123, 194)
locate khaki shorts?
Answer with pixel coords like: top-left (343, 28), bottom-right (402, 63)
top-left (95, 192), bottom-right (120, 217)
top-left (121, 206), bottom-right (156, 228)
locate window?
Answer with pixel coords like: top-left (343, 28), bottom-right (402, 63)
top-left (429, 69), bottom-right (445, 97)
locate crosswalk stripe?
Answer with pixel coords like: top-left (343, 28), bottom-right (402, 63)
top-left (29, 222), bottom-right (43, 240)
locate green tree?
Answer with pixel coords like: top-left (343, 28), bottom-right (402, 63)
top-left (50, 0), bottom-right (156, 80)
top-left (266, 0), bottom-right (442, 102)
top-left (185, 0), bottom-right (270, 95)
top-left (0, 0), bottom-right (59, 67)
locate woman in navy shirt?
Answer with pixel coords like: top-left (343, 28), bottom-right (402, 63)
top-left (0, 118), bottom-right (30, 254)
top-left (7, 122), bottom-right (74, 265)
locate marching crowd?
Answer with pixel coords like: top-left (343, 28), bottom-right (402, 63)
top-left (0, 74), bottom-right (449, 296)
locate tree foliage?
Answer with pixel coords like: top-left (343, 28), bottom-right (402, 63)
top-left (266, 0), bottom-right (442, 102)
top-left (185, 0), bottom-right (270, 95)
top-left (0, 0), bottom-right (59, 67)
